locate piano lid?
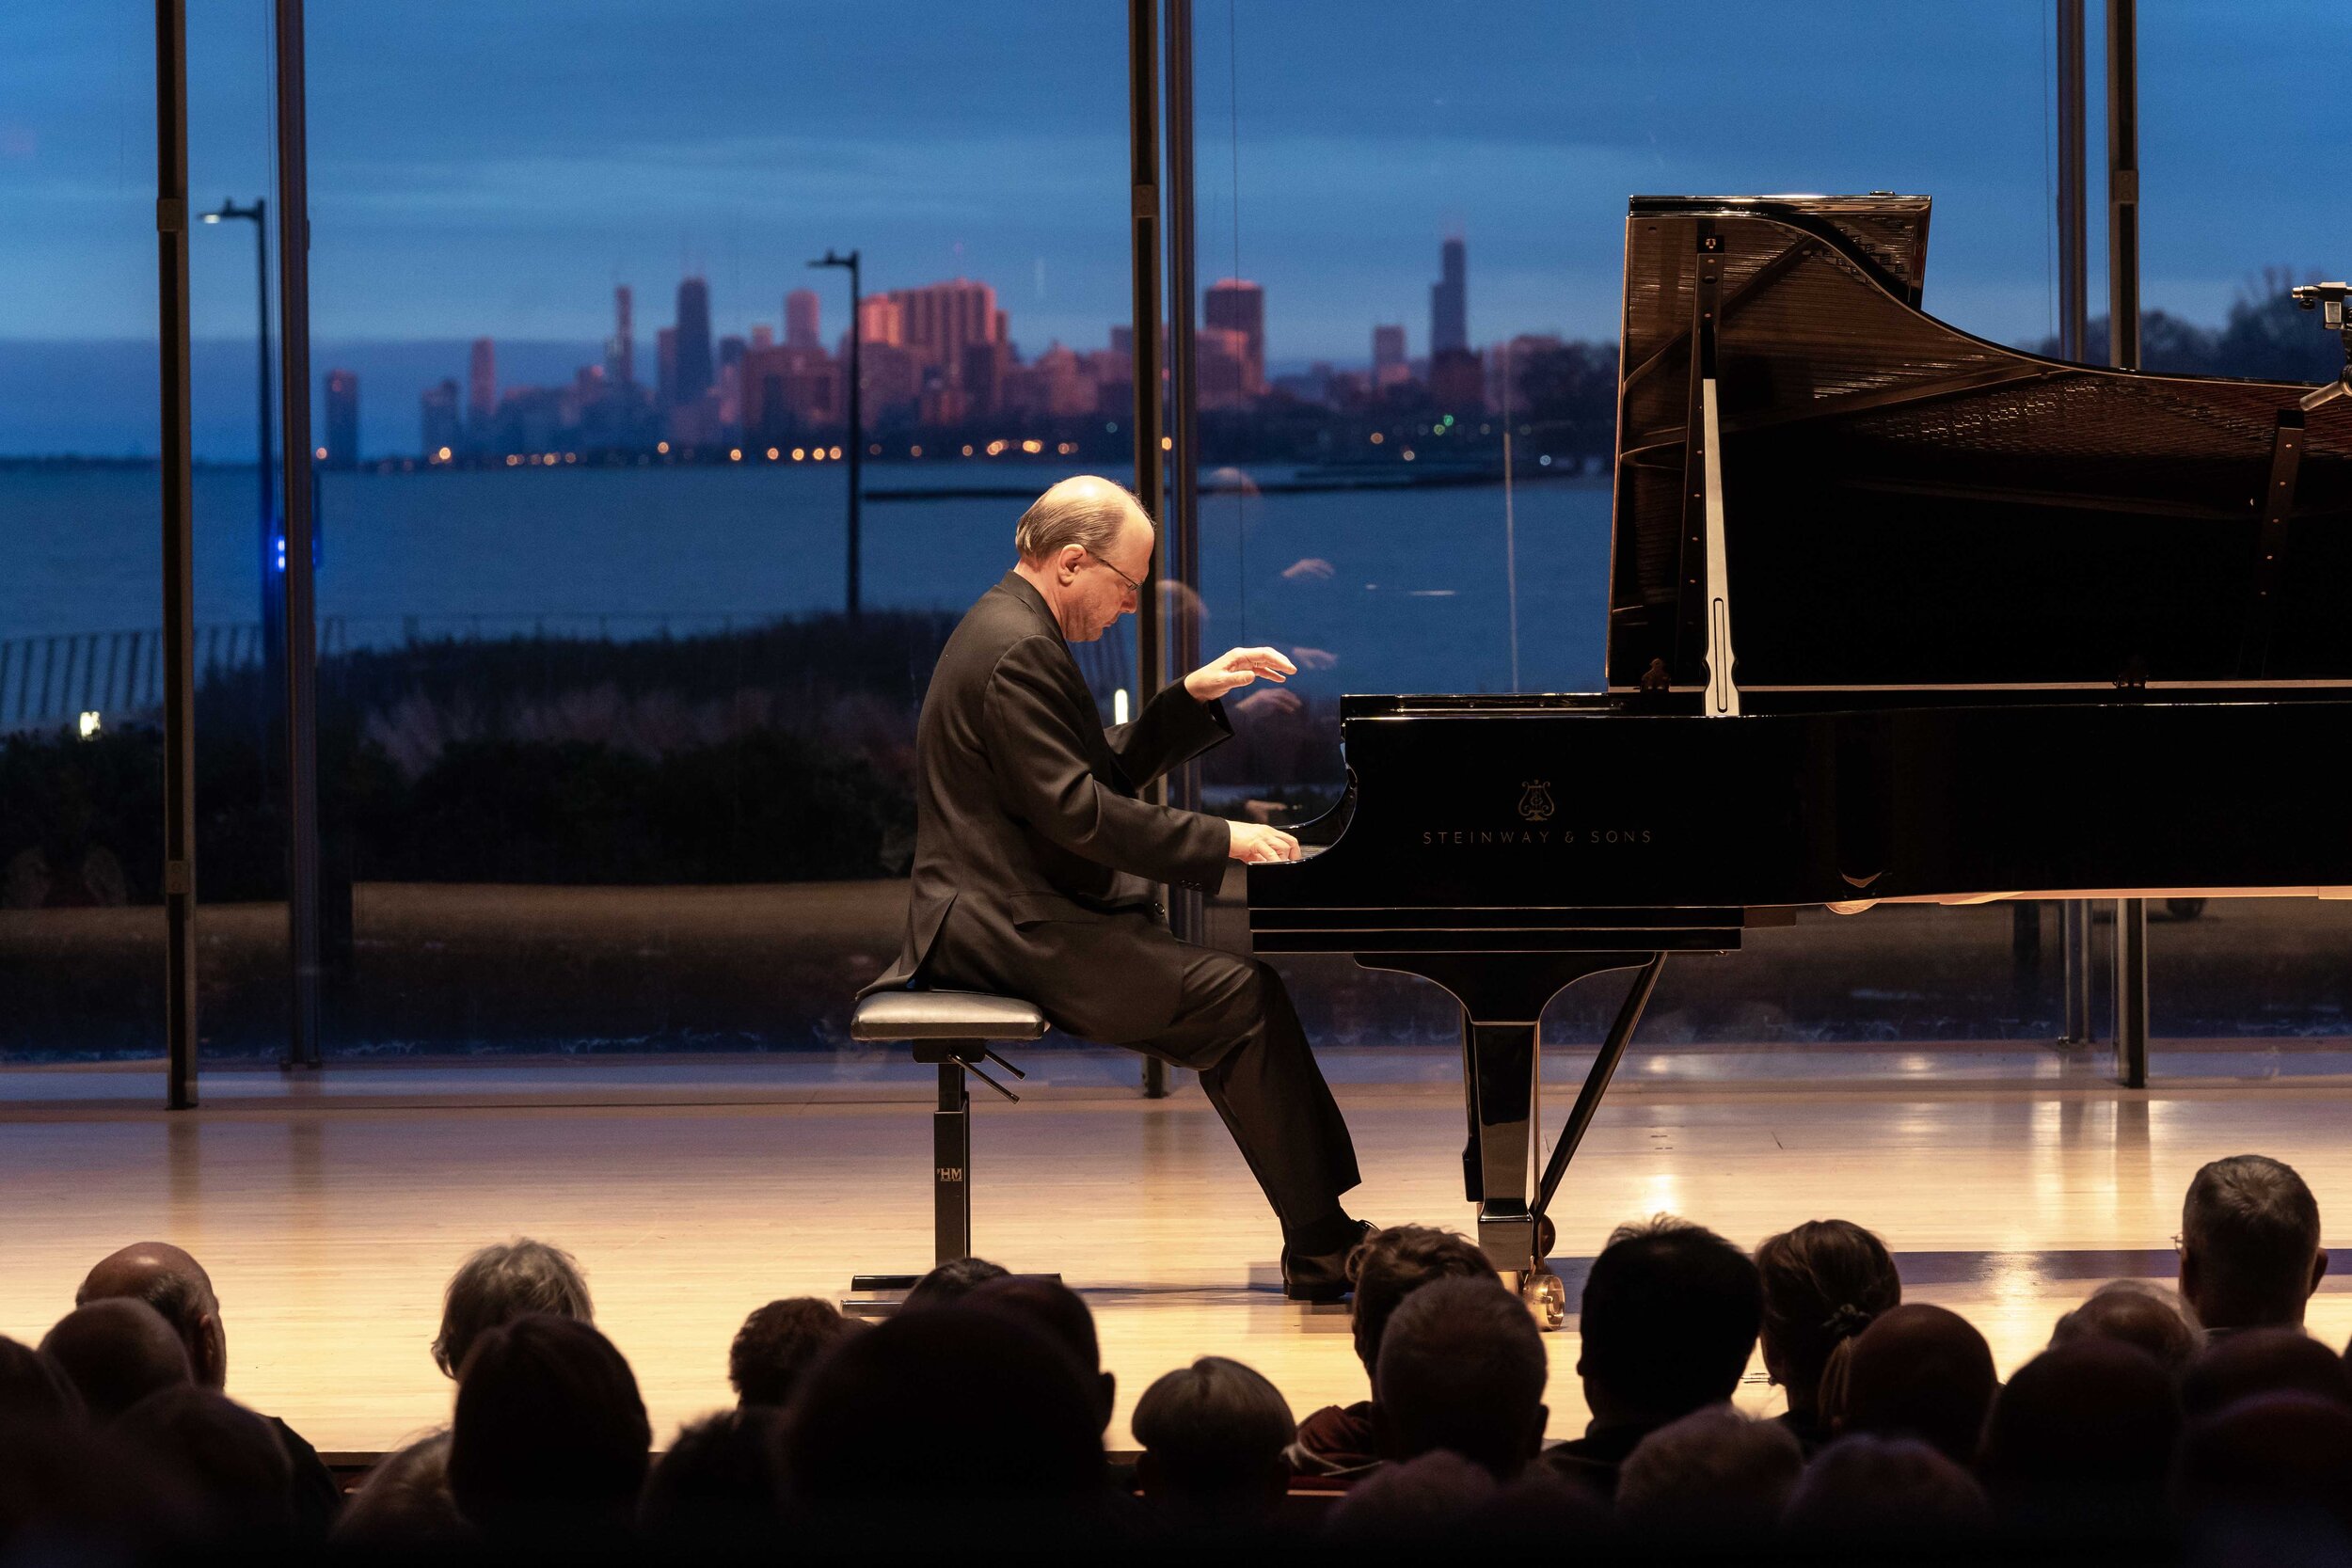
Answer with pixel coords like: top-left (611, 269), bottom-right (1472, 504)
top-left (1607, 195), bottom-right (2352, 696)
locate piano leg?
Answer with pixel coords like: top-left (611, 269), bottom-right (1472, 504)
top-left (1456, 1006), bottom-right (1481, 1203)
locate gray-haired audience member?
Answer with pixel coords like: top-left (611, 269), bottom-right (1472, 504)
top-left (1615, 1406), bottom-right (1804, 1540)
top-left (0, 1335), bottom-right (87, 1426)
top-left (2050, 1280), bottom-right (2203, 1375)
top-left (432, 1239), bottom-right (594, 1378)
top-left (75, 1240), bottom-right (342, 1530)
top-left (1979, 1339), bottom-right (2180, 1530)
top-left (728, 1298), bottom-right (864, 1410)
top-left (1838, 1303), bottom-right (1997, 1466)
top-left (2179, 1153), bottom-right (2327, 1335)
top-left (1374, 1275), bottom-right (1548, 1481)
top-left (900, 1255), bottom-right (1010, 1310)
top-left (2181, 1326), bottom-right (2352, 1418)
top-left (1782, 1433), bottom-right (1991, 1543)
top-left (1131, 1356), bottom-right (1295, 1522)
top-left (39, 1299), bottom-right (191, 1421)
top-left (335, 1432), bottom-right (468, 1551)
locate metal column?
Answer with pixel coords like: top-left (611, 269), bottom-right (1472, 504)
top-left (155, 0), bottom-right (200, 1110)
top-left (2107, 0), bottom-right (2149, 1087)
top-left (1126, 0), bottom-right (1169, 1100)
top-left (2056, 0), bottom-right (2094, 1049)
top-left (1163, 0), bottom-right (1205, 958)
top-left (273, 0), bottom-right (324, 1069)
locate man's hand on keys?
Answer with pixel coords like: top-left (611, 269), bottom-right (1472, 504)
top-left (1228, 820), bottom-right (1302, 864)
top-left (1184, 646), bottom-right (1299, 703)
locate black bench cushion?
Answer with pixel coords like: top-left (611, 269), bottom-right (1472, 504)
top-left (851, 990), bottom-right (1049, 1043)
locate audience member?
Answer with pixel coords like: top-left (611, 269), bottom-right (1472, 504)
top-left (899, 1255), bottom-right (1009, 1309)
top-left (782, 1304), bottom-right (1104, 1523)
top-left (1291, 1224), bottom-right (1492, 1479)
top-left (335, 1432), bottom-right (468, 1551)
top-left (2175, 1391), bottom-right (2352, 1537)
top-left (2181, 1325), bottom-right (2352, 1418)
top-left (1753, 1218), bottom-right (1900, 1451)
top-left (0, 1336), bottom-right (85, 1426)
top-left (638, 1407), bottom-right (789, 1545)
top-left (1131, 1356), bottom-right (1295, 1524)
top-left (966, 1274), bottom-right (1117, 1433)
top-left (1615, 1405), bottom-right (1804, 1541)
top-left (1375, 1275), bottom-right (1547, 1481)
top-left (1543, 1216), bottom-right (1761, 1497)
top-left (2179, 1153), bottom-right (2327, 1335)
top-left (446, 1315), bottom-right (650, 1543)
top-left (1836, 1303), bottom-right (1996, 1465)
top-left (0, 1419), bottom-right (200, 1558)
top-left (39, 1298), bottom-right (191, 1421)
top-left (1979, 1339), bottom-right (2180, 1532)
top-left (2050, 1279), bottom-right (2203, 1375)
top-left (75, 1241), bottom-right (341, 1532)
top-left (1782, 1433), bottom-right (1991, 1544)
top-left (1323, 1449), bottom-right (1498, 1545)
top-left (729, 1297), bottom-right (864, 1410)
top-left (432, 1238), bottom-right (594, 1378)
top-left (111, 1386), bottom-right (300, 1546)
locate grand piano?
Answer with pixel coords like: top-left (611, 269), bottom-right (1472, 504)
top-left (1247, 194), bottom-right (2352, 1322)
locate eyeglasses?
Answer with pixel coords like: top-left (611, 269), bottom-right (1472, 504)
top-left (1085, 549), bottom-right (1145, 599)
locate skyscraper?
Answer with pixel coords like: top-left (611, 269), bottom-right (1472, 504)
top-left (786, 288), bottom-right (821, 352)
top-left (323, 370), bottom-right (359, 468)
top-left (1372, 323), bottom-right (1409, 388)
top-left (886, 278), bottom-right (1001, 386)
top-left (1203, 278), bottom-right (1266, 395)
top-left (1430, 236), bottom-right (1468, 356)
top-left (673, 277), bottom-right (713, 406)
top-left (468, 338), bottom-right (496, 431)
top-left (420, 378), bottom-right (460, 458)
top-left (605, 286), bottom-right (634, 388)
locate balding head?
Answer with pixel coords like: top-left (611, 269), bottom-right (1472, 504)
top-left (1010, 476), bottom-right (1155, 644)
top-left (40, 1299), bottom-right (194, 1421)
top-left (77, 1242), bottom-right (225, 1389)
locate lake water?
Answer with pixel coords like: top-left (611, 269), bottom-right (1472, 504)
top-left (0, 464), bottom-right (1613, 699)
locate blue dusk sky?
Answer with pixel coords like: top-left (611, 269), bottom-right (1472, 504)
top-left (0, 0), bottom-right (2343, 454)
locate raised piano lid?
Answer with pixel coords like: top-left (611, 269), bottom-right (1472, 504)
top-left (1607, 195), bottom-right (2352, 699)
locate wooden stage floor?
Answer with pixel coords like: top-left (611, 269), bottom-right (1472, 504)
top-left (7, 1053), bottom-right (2352, 1457)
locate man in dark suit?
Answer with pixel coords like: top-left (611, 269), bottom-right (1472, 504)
top-left (865, 475), bottom-right (1366, 1298)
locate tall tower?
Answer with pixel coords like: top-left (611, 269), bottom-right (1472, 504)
top-left (1203, 278), bottom-right (1266, 394)
top-left (1372, 324), bottom-right (1407, 386)
top-left (467, 338), bottom-right (496, 430)
top-left (1430, 236), bottom-right (1468, 356)
top-left (785, 288), bottom-right (821, 352)
top-left (605, 285), bottom-right (634, 387)
top-left (673, 277), bottom-right (713, 405)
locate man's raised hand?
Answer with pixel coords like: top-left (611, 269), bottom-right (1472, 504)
top-left (1228, 820), bottom-right (1302, 864)
top-left (1184, 646), bottom-right (1299, 703)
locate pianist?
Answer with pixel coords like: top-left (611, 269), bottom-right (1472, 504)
top-left (862, 476), bottom-right (1369, 1299)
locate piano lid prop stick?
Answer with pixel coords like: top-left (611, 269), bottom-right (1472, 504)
top-left (1700, 376), bottom-right (1740, 717)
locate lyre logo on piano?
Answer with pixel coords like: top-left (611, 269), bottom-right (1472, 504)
top-left (1517, 780), bottom-right (1557, 822)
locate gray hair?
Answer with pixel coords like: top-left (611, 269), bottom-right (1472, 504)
top-left (2182, 1154), bottom-right (2322, 1323)
top-left (433, 1239), bottom-right (593, 1377)
top-left (1013, 475), bottom-right (1152, 563)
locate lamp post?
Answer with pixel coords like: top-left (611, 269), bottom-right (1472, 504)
top-left (199, 199), bottom-right (279, 676)
top-left (808, 248), bottom-right (862, 620)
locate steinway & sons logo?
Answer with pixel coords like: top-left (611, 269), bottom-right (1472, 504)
top-left (1418, 778), bottom-right (1655, 847)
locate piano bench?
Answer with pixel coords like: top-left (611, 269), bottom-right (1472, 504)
top-left (844, 990), bottom-right (1048, 1315)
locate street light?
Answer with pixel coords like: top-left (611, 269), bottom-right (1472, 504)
top-left (808, 248), bottom-right (862, 620)
top-left (199, 199), bottom-right (280, 674)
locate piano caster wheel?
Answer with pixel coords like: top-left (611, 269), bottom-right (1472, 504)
top-left (1537, 1214), bottom-right (1556, 1261)
top-left (1522, 1269), bottom-right (1567, 1331)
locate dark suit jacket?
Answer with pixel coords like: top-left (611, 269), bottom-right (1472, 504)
top-left (863, 572), bottom-right (1233, 1043)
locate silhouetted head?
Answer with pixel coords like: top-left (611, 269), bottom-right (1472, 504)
top-left (334, 1431), bottom-right (468, 1552)
top-left (2051, 1280), bottom-right (2203, 1375)
top-left (1578, 1216), bottom-right (1762, 1428)
top-left (1615, 1405), bottom-right (1804, 1540)
top-left (1837, 1303), bottom-right (1997, 1465)
top-left (76, 1242), bottom-right (226, 1390)
top-left (783, 1305), bottom-right (1104, 1510)
top-left (1375, 1275), bottom-right (1548, 1481)
top-left (638, 1407), bottom-right (787, 1546)
top-left (112, 1385), bottom-right (296, 1545)
top-left (1324, 1449), bottom-right (1499, 1547)
top-left (728, 1298), bottom-right (864, 1410)
top-left (2176, 1391), bottom-right (2352, 1534)
top-left (2180, 1154), bottom-right (2326, 1332)
top-left (1783, 1433), bottom-right (1991, 1544)
top-left (2183, 1326), bottom-right (2352, 1419)
top-left (40, 1298), bottom-right (193, 1421)
top-left (1346, 1225), bottom-right (1496, 1382)
top-left (1131, 1356), bottom-right (1295, 1521)
top-left (433, 1239), bottom-right (594, 1378)
top-left (447, 1315), bottom-right (650, 1541)
top-left (899, 1255), bottom-right (1009, 1310)
top-left (0, 1336), bottom-right (86, 1427)
top-left (1980, 1339), bottom-right (2180, 1528)
top-left (1753, 1219), bottom-right (1899, 1423)
top-left (966, 1275), bottom-right (1115, 1433)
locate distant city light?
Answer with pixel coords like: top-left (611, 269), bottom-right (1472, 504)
top-left (313, 446), bottom-right (326, 459)
top-left (436, 445), bottom-right (452, 462)
top-left (1539, 454), bottom-right (1552, 467)
top-left (657, 441), bottom-right (670, 454)
top-left (1369, 432), bottom-right (1384, 444)
top-left (910, 445), bottom-right (923, 458)
top-left (792, 447), bottom-right (805, 461)
top-left (1402, 449), bottom-right (1416, 462)
top-left (961, 445), bottom-right (975, 456)
top-left (829, 446), bottom-right (842, 460)
top-left (767, 446), bottom-right (780, 460)
top-left (1104, 421), bottom-right (1119, 434)
top-left (1020, 438), bottom-right (1042, 454)
top-left (986, 440), bottom-right (1006, 456)
top-left (77, 710), bottom-right (101, 739)
top-left (506, 454), bottom-right (519, 467)
top-left (1159, 436), bottom-right (1172, 451)
top-left (729, 448), bottom-right (742, 461)
top-left (564, 452), bottom-right (577, 463)
top-left (868, 444), bottom-right (882, 456)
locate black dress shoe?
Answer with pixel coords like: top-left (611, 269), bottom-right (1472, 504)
top-left (1281, 1220), bottom-right (1375, 1302)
